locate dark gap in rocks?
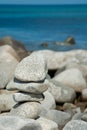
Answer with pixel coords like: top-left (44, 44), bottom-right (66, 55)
top-left (48, 69), bottom-right (57, 78)
top-left (56, 102), bottom-right (64, 111)
top-left (14, 77), bottom-right (45, 84)
top-left (74, 92), bottom-right (81, 104)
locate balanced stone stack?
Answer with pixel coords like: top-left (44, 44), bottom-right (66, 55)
top-left (7, 52), bottom-right (49, 119)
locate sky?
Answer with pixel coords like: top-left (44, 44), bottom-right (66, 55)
top-left (0, 0), bottom-right (87, 4)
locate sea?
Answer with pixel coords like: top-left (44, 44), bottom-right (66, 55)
top-left (0, 4), bottom-right (87, 51)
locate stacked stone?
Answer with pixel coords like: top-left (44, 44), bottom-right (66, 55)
top-left (7, 52), bottom-right (49, 119)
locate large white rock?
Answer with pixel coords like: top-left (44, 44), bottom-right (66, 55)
top-left (53, 68), bottom-right (87, 92)
top-left (13, 92), bottom-right (44, 102)
top-left (48, 79), bottom-right (76, 103)
top-left (0, 115), bottom-right (41, 130)
top-left (10, 102), bottom-right (41, 119)
top-left (6, 78), bottom-right (49, 94)
top-left (37, 117), bottom-right (58, 130)
top-left (15, 52), bottom-right (48, 82)
top-left (63, 120), bottom-right (87, 130)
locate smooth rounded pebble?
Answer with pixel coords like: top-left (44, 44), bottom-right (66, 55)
top-left (10, 102), bottom-right (41, 119)
top-left (63, 120), bottom-right (87, 130)
top-left (48, 79), bottom-right (76, 103)
top-left (53, 68), bottom-right (87, 92)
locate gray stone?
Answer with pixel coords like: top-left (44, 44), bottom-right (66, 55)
top-left (81, 113), bottom-right (87, 122)
top-left (63, 120), bottom-right (87, 130)
top-left (37, 117), bottom-right (59, 130)
top-left (0, 115), bottom-right (41, 130)
top-left (10, 102), bottom-right (41, 119)
top-left (48, 79), bottom-right (76, 103)
top-left (40, 91), bottom-right (56, 110)
top-left (64, 36), bottom-right (76, 45)
top-left (72, 112), bottom-right (83, 120)
top-left (41, 109), bottom-right (71, 129)
top-left (6, 78), bottom-right (49, 94)
top-left (15, 52), bottom-right (48, 82)
top-left (13, 92), bottom-right (44, 102)
top-left (0, 90), bottom-right (16, 113)
top-left (53, 68), bottom-right (87, 92)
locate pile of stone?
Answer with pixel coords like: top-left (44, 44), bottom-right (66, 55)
top-left (7, 52), bottom-right (49, 119)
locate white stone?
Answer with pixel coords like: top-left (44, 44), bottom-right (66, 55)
top-left (13, 92), bottom-right (44, 102)
top-left (37, 117), bottom-right (58, 130)
top-left (10, 102), bottom-right (41, 119)
top-left (7, 78), bottom-right (49, 94)
top-left (53, 68), bottom-right (87, 92)
top-left (15, 52), bottom-right (48, 82)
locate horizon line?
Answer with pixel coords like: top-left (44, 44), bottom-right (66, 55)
top-left (0, 3), bottom-right (87, 5)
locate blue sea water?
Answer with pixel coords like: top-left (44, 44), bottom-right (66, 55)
top-left (0, 4), bottom-right (87, 51)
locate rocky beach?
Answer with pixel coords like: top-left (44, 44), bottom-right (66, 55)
top-left (0, 36), bottom-right (87, 130)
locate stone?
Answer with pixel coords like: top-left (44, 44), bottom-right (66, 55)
top-left (63, 120), bottom-right (87, 130)
top-left (0, 45), bottom-right (20, 61)
top-left (63, 103), bottom-right (76, 111)
top-left (37, 117), bottom-right (58, 130)
top-left (81, 113), bottom-right (87, 121)
top-left (10, 102), bottom-right (41, 119)
top-left (0, 90), bottom-right (16, 113)
top-left (81, 89), bottom-right (87, 101)
top-left (40, 91), bottom-right (56, 110)
top-left (0, 36), bottom-right (28, 59)
top-left (72, 112), bottom-right (83, 120)
top-left (0, 115), bottom-right (41, 130)
top-left (6, 78), bottom-right (49, 94)
top-left (13, 92), bottom-right (44, 102)
top-left (48, 79), bottom-right (76, 103)
top-left (41, 109), bottom-right (71, 129)
top-left (64, 36), bottom-right (76, 45)
top-left (37, 50), bottom-right (66, 70)
top-left (0, 70), bottom-right (8, 89)
top-left (53, 68), bottom-right (87, 92)
top-left (0, 45), bottom-right (19, 88)
top-left (15, 52), bottom-right (48, 82)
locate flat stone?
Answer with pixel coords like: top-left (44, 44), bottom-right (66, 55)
top-left (37, 117), bottom-right (59, 130)
top-left (0, 90), bottom-right (16, 113)
top-left (53, 68), bottom-right (87, 92)
top-left (0, 115), bottom-right (41, 130)
top-left (10, 102), bottom-right (41, 119)
top-left (15, 52), bottom-right (48, 82)
top-left (13, 92), bottom-right (44, 102)
top-left (63, 120), bottom-right (87, 130)
top-left (40, 91), bottom-right (56, 110)
top-left (41, 109), bottom-right (71, 129)
top-left (48, 79), bottom-right (76, 103)
top-left (6, 78), bottom-right (49, 94)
